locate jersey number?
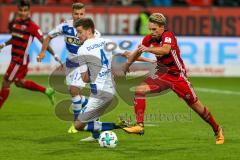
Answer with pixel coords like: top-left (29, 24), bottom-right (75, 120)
top-left (100, 49), bottom-right (109, 67)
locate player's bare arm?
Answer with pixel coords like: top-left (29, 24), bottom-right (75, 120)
top-left (138, 44), bottom-right (171, 55)
top-left (122, 49), bottom-right (142, 74)
top-left (121, 51), bottom-right (155, 63)
top-left (0, 39), bottom-right (12, 49)
top-left (37, 36), bottom-right (51, 61)
top-left (37, 36), bottom-right (62, 66)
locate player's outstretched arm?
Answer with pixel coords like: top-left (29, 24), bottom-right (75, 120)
top-left (38, 36), bottom-right (62, 66)
top-left (138, 44), bottom-right (171, 56)
top-left (122, 49), bottom-right (142, 74)
top-left (37, 36), bottom-right (52, 62)
top-left (136, 57), bottom-right (156, 63)
top-left (0, 39), bottom-right (12, 50)
top-left (122, 51), bottom-right (155, 63)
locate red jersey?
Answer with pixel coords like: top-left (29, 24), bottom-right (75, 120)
top-left (10, 17), bottom-right (43, 65)
top-left (142, 31), bottom-right (186, 76)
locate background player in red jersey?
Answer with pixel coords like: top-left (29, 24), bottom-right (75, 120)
top-left (0, 0), bottom-right (61, 108)
top-left (122, 13), bottom-right (224, 144)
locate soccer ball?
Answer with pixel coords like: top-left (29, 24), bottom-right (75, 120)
top-left (98, 131), bottom-right (118, 148)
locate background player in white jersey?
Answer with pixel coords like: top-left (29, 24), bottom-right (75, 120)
top-left (72, 18), bottom-right (153, 135)
top-left (37, 3), bottom-right (101, 140)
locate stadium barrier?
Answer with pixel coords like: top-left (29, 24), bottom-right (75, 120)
top-left (0, 35), bottom-right (239, 77)
top-left (0, 6), bottom-right (240, 36)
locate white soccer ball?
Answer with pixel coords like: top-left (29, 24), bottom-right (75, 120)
top-left (98, 131), bottom-right (118, 148)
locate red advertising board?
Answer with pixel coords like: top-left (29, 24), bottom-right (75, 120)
top-left (0, 5), bottom-right (239, 36)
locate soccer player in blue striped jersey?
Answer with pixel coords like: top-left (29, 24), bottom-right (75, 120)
top-left (37, 3), bottom-right (100, 141)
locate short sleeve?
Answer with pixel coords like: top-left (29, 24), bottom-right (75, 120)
top-left (48, 23), bottom-right (64, 38)
top-left (30, 22), bottom-right (43, 40)
top-left (141, 35), bottom-right (151, 47)
top-left (162, 31), bottom-right (175, 46)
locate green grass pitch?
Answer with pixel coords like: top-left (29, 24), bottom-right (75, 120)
top-left (0, 76), bottom-right (239, 160)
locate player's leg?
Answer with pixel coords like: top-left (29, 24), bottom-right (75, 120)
top-left (172, 75), bottom-right (224, 144)
top-left (0, 78), bottom-right (12, 108)
top-left (66, 68), bottom-right (89, 133)
top-left (66, 68), bottom-right (99, 140)
top-left (0, 62), bottom-right (18, 108)
top-left (79, 91), bottom-right (125, 142)
top-left (190, 100), bottom-right (224, 144)
top-left (13, 64), bottom-right (55, 105)
top-left (75, 94), bottom-right (122, 134)
top-left (68, 85), bottom-right (86, 134)
top-left (134, 82), bottom-right (150, 125)
top-left (79, 118), bottom-right (102, 142)
top-left (123, 75), bottom-right (170, 134)
top-left (79, 121), bottom-right (121, 132)
top-left (14, 79), bottom-right (55, 105)
top-left (15, 79), bottom-right (45, 92)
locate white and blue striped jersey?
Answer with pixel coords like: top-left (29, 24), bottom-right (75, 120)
top-left (77, 37), bottom-right (126, 94)
top-left (48, 20), bottom-right (101, 68)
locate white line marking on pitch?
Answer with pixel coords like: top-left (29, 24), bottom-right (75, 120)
top-left (195, 87), bottom-right (240, 96)
top-left (144, 124), bottom-right (158, 126)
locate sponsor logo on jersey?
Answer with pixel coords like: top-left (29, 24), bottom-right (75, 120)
top-left (21, 25), bottom-right (27, 30)
top-left (66, 37), bottom-right (80, 45)
top-left (87, 41), bottom-right (105, 51)
top-left (12, 32), bottom-right (24, 38)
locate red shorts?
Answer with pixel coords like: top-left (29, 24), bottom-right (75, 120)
top-left (4, 62), bottom-right (28, 82)
top-left (144, 71), bottom-right (198, 105)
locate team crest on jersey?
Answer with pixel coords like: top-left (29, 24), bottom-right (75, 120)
top-left (68, 29), bottom-right (72, 34)
top-left (164, 37), bottom-right (172, 43)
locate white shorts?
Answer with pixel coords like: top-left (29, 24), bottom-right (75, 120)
top-left (78, 91), bottom-right (115, 122)
top-left (65, 67), bottom-right (86, 88)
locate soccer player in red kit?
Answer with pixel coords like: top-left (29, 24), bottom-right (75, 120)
top-left (123, 13), bottom-right (224, 144)
top-left (0, 0), bottom-right (61, 108)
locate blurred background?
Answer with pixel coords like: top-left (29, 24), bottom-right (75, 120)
top-left (0, 0), bottom-right (239, 76)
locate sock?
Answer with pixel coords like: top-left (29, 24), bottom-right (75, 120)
top-left (22, 80), bottom-right (46, 93)
top-left (134, 92), bottom-right (146, 124)
top-left (200, 107), bottom-right (219, 133)
top-left (92, 131), bottom-right (100, 139)
top-left (91, 118), bottom-right (100, 139)
top-left (72, 95), bottom-right (82, 120)
top-left (81, 96), bottom-right (88, 108)
top-left (0, 87), bottom-right (10, 108)
top-left (84, 121), bottom-right (119, 132)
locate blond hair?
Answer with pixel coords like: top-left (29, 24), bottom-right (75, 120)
top-left (72, 3), bottom-right (85, 10)
top-left (149, 13), bottom-right (166, 26)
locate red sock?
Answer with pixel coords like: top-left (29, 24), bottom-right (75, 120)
top-left (22, 80), bottom-right (46, 93)
top-left (0, 87), bottom-right (10, 108)
top-left (201, 107), bottom-right (219, 133)
top-left (134, 92), bottom-right (146, 124)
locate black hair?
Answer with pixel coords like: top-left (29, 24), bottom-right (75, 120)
top-left (74, 18), bottom-right (95, 33)
top-left (18, 0), bottom-right (30, 9)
